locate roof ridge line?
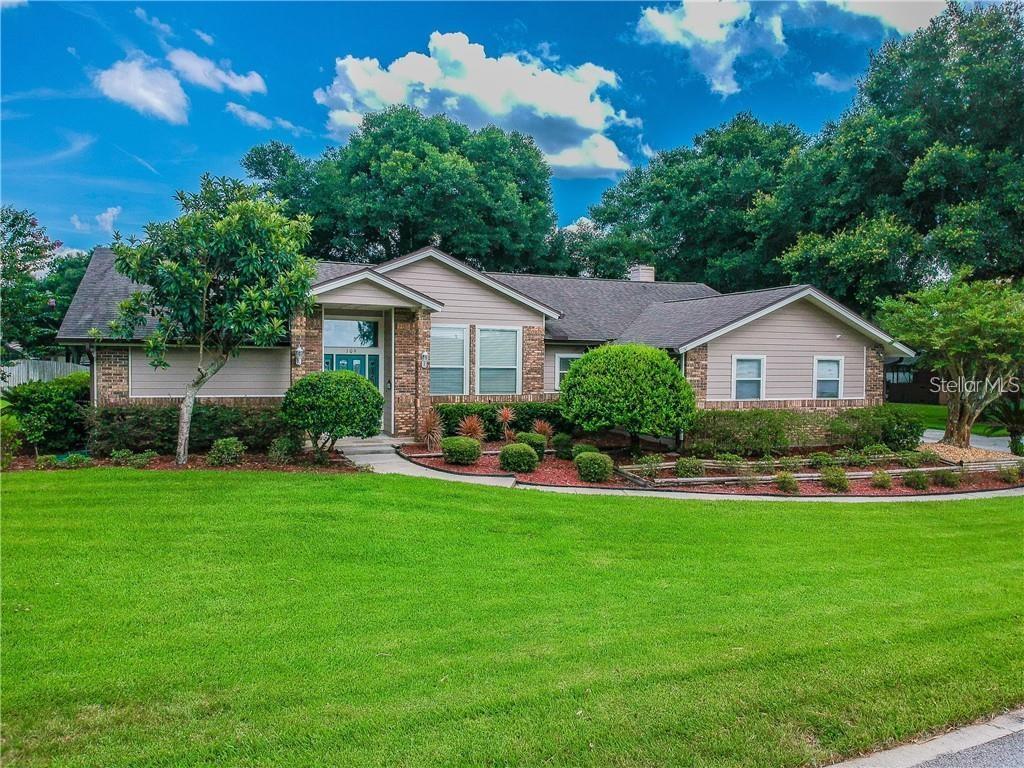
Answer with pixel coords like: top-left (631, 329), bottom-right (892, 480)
top-left (485, 271), bottom-right (713, 288)
top-left (656, 284), bottom-right (807, 305)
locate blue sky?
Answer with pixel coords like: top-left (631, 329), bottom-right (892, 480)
top-left (1, 1), bottom-right (949, 251)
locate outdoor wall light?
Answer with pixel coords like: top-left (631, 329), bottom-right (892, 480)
top-left (421, 351), bottom-right (429, 369)
top-left (294, 345), bottom-right (305, 367)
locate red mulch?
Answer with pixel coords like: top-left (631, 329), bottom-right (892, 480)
top-left (6, 453), bottom-right (358, 474)
top-left (660, 473), bottom-right (1022, 496)
top-left (407, 453), bottom-right (635, 489)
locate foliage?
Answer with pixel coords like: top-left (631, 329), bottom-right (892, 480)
top-left (434, 402), bottom-right (569, 440)
top-left (877, 274), bottom-right (1024, 447)
top-left (560, 344), bottom-right (696, 445)
top-left (688, 409), bottom-right (806, 456)
top-left (808, 452), bottom-right (835, 470)
top-left (571, 443), bottom-right (599, 459)
top-left (775, 472), bottom-right (799, 494)
top-left (551, 432), bottom-right (573, 460)
top-left (267, 435), bottom-right (302, 464)
top-left (862, 443), bottom-right (893, 458)
top-left (837, 450), bottom-right (871, 468)
top-left (109, 449), bottom-right (134, 466)
top-left (828, 405), bottom-right (925, 452)
top-left (514, 432), bottom-right (547, 460)
top-left (902, 470), bottom-right (931, 491)
top-left (932, 469), bottom-right (963, 489)
top-left (754, 456), bottom-right (776, 475)
top-left (531, 419), bottom-right (554, 440)
top-left (110, 174), bottom-right (315, 464)
top-left (777, 455), bottom-right (802, 473)
top-left (207, 437), bottom-right (247, 467)
top-left (281, 371), bottom-right (383, 456)
top-left (635, 454), bottom-right (663, 480)
top-left (898, 451), bottom-right (924, 469)
top-left (60, 453), bottom-right (93, 469)
top-left (496, 406), bottom-right (516, 442)
top-left (110, 449), bottom-right (158, 468)
top-left (1, 413), bottom-right (22, 469)
top-left (34, 454), bottom-right (58, 470)
top-left (820, 466), bottom-right (850, 493)
top-left (418, 407), bottom-right (443, 453)
top-left (986, 388), bottom-right (1024, 456)
top-left (713, 453), bottom-right (744, 473)
top-left (4, 372), bottom-right (90, 453)
top-left (88, 405), bottom-right (290, 456)
top-left (574, 451), bottom-right (614, 482)
top-left (871, 471), bottom-right (893, 490)
top-left (499, 443), bottom-right (539, 473)
top-left (457, 414), bottom-right (486, 441)
top-left (996, 464), bottom-right (1021, 484)
top-left (242, 107), bottom-right (557, 271)
top-left (675, 457), bottom-right (704, 478)
top-left (441, 436), bottom-right (481, 466)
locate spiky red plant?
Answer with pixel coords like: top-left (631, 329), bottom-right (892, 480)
top-left (419, 407), bottom-right (443, 452)
top-left (457, 413), bottom-right (486, 441)
top-left (532, 418), bottom-right (554, 439)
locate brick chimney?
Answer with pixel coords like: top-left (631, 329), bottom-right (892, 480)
top-left (627, 264), bottom-right (656, 282)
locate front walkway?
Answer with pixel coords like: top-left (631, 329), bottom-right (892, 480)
top-left (341, 443), bottom-right (1024, 503)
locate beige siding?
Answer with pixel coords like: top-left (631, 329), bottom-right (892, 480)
top-left (706, 299), bottom-right (869, 401)
top-left (544, 344), bottom-right (587, 392)
top-left (388, 258), bottom-right (544, 326)
top-left (315, 280), bottom-right (417, 308)
top-left (129, 347), bottom-right (290, 398)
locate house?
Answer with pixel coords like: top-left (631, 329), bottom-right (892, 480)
top-left (57, 247), bottom-right (913, 437)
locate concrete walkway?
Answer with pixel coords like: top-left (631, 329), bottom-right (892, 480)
top-left (830, 708), bottom-right (1024, 768)
top-left (341, 444), bottom-right (1024, 503)
top-left (923, 429), bottom-right (1012, 453)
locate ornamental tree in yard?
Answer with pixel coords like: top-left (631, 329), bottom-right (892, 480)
top-left (110, 175), bottom-right (316, 464)
top-left (877, 274), bottom-right (1024, 448)
top-left (560, 344), bottom-right (696, 449)
top-left (281, 371), bottom-right (384, 459)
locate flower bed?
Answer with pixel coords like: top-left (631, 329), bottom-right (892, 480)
top-left (404, 452), bottom-right (635, 488)
top-left (665, 472), bottom-right (1021, 497)
top-left (5, 453), bottom-right (358, 474)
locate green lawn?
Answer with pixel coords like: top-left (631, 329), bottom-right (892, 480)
top-left (887, 402), bottom-right (1009, 436)
top-left (2, 470), bottom-right (1022, 767)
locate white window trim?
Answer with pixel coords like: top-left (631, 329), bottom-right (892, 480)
top-left (475, 326), bottom-right (522, 395)
top-left (554, 353), bottom-right (583, 391)
top-left (430, 323), bottom-right (470, 396)
top-left (813, 355), bottom-right (845, 400)
top-left (731, 354), bottom-right (766, 401)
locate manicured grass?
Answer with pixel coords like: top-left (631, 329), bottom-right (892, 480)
top-left (887, 402), bottom-right (1009, 436)
top-left (2, 470), bottom-right (1022, 767)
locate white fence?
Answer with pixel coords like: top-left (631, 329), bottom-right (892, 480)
top-left (0, 359), bottom-right (89, 389)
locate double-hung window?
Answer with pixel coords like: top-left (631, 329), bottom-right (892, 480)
top-left (814, 357), bottom-right (843, 399)
top-left (477, 327), bottom-right (521, 394)
top-left (733, 356), bottom-right (765, 400)
top-left (555, 354), bottom-right (582, 390)
top-left (430, 326), bottom-right (467, 395)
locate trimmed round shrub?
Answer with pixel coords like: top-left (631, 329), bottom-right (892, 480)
top-left (207, 437), bottom-right (246, 466)
top-left (551, 432), bottom-right (573, 460)
top-left (863, 443), bottom-right (893, 458)
top-left (571, 442), bottom-right (599, 459)
top-left (870, 470), bottom-right (893, 489)
top-left (441, 436), bottom-right (481, 465)
top-left (996, 464), bottom-right (1021, 484)
top-left (575, 451), bottom-right (614, 482)
top-left (281, 371), bottom-right (384, 455)
top-left (902, 470), bottom-right (930, 490)
top-left (635, 453), bottom-right (663, 479)
top-left (499, 443), bottom-right (539, 473)
top-left (775, 472), bottom-right (800, 494)
top-left (560, 344), bottom-right (696, 446)
top-left (932, 469), bottom-right (962, 488)
top-left (515, 431), bottom-right (548, 460)
top-left (268, 434), bottom-right (303, 464)
top-left (820, 466), bottom-right (850, 493)
top-left (675, 457), bottom-right (704, 477)
top-left (808, 451), bottom-right (835, 469)
top-left (35, 454), bottom-right (58, 470)
top-left (60, 453), bottom-right (93, 469)
top-left (898, 451), bottom-right (923, 469)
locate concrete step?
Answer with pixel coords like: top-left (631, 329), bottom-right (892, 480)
top-left (336, 435), bottom-right (413, 456)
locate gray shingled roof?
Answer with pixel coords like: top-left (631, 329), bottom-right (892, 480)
top-left (487, 273), bottom-right (719, 341)
top-left (616, 284), bottom-right (809, 349)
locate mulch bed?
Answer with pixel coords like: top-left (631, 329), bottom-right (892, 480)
top-left (6, 453), bottom-right (358, 474)
top-left (406, 453), bottom-right (636, 489)
top-left (655, 473), bottom-right (1022, 496)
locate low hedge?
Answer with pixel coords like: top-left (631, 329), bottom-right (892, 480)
top-left (87, 404), bottom-right (292, 456)
top-left (4, 372), bottom-right (91, 453)
top-left (515, 431), bottom-right (548, 460)
top-left (575, 452), bottom-right (613, 482)
top-left (434, 402), bottom-right (570, 440)
top-left (441, 436), bottom-right (481, 465)
top-left (499, 443), bottom-right (538, 473)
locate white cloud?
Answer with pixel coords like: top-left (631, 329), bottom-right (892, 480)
top-left (167, 48), bottom-right (266, 95)
top-left (67, 46), bottom-right (79, 58)
top-left (274, 117), bottom-right (310, 137)
top-left (226, 101), bottom-right (272, 129)
top-left (822, 1), bottom-right (945, 35)
top-left (194, 28), bottom-right (214, 46)
top-left (133, 6), bottom-right (172, 38)
top-left (93, 57), bottom-right (189, 124)
top-left (313, 31), bottom-right (639, 178)
top-left (813, 70), bottom-right (858, 92)
top-left (95, 206), bottom-right (122, 234)
top-left (1, 0), bottom-right (29, 9)
top-left (5, 132), bottom-right (95, 168)
top-left (70, 214), bottom-right (89, 232)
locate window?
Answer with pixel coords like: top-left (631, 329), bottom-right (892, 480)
top-left (324, 319), bottom-right (378, 348)
top-left (814, 357), bottom-right (843, 399)
top-left (555, 353), bottom-right (582, 390)
top-left (886, 366), bottom-right (913, 385)
top-left (477, 327), bottom-right (521, 394)
top-left (733, 356), bottom-right (765, 400)
top-left (430, 326), bottom-right (467, 395)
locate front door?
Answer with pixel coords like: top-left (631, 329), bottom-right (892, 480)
top-left (329, 353), bottom-right (380, 388)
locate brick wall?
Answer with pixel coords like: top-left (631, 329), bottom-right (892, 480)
top-left (522, 326), bottom-right (545, 394)
top-left (393, 308), bottom-right (431, 437)
top-left (289, 309), bottom-right (323, 383)
top-left (96, 346), bottom-right (129, 405)
top-left (683, 345), bottom-right (708, 403)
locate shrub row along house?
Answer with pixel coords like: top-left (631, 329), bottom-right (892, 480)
top-left (57, 246), bottom-right (913, 437)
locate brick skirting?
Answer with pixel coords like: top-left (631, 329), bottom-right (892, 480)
top-left (430, 392), bottom-right (559, 405)
top-left (700, 397), bottom-right (882, 411)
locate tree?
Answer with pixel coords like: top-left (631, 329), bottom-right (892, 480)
top-left (110, 175), bottom-right (316, 464)
top-left (986, 384), bottom-right (1024, 456)
top-left (0, 206), bottom-right (63, 359)
top-left (560, 344), bottom-right (697, 449)
top-left (281, 371), bottom-right (384, 459)
top-left (242, 106), bottom-right (557, 272)
top-left (877, 274), bottom-right (1024, 448)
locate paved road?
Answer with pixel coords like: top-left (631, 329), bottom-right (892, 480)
top-left (916, 730), bottom-right (1024, 768)
top-left (922, 429), bottom-right (1011, 453)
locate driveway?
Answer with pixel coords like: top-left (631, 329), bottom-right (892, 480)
top-left (922, 429), bottom-right (1012, 453)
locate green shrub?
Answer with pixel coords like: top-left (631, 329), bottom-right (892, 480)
top-left (918, 449), bottom-right (943, 465)
top-left (268, 434), bottom-right (303, 464)
top-left (281, 371), bottom-right (384, 456)
top-left (775, 472), bottom-right (799, 494)
top-left (515, 432), bottom-right (548, 460)
top-left (870, 470), bottom-right (893, 489)
top-left (60, 453), bottom-right (93, 469)
top-left (87, 405), bottom-right (291, 456)
top-left (207, 437), bottom-right (246, 466)
top-left (776, 455), bottom-right (802, 473)
top-left (902, 470), bottom-right (930, 490)
top-left (862, 443), bottom-right (893, 458)
top-left (932, 469), bottom-right (962, 488)
top-left (689, 409), bottom-right (797, 456)
top-left (110, 449), bottom-right (135, 466)
top-left (820, 466), bottom-right (850, 492)
top-left (714, 452), bottom-right (744, 473)
top-left (499, 443), bottom-right (539, 473)
top-left (689, 440), bottom-right (717, 459)
top-left (127, 450), bottom-right (158, 468)
top-left (675, 457), bottom-right (705, 477)
top-left (898, 451), bottom-right (923, 469)
top-left (35, 454), bottom-right (58, 470)
top-left (5, 372), bottom-right (90, 453)
top-left (560, 344), bottom-right (696, 445)
top-left (808, 452), bottom-right (835, 469)
top-left (434, 402), bottom-right (570, 440)
top-left (838, 450), bottom-right (871, 468)
top-left (996, 464), bottom-right (1021, 484)
top-left (635, 453), bottom-right (663, 479)
top-left (1, 413), bottom-right (22, 469)
top-left (755, 456), bottom-right (775, 475)
top-left (575, 452), bottom-right (614, 482)
top-left (571, 443), bottom-right (599, 459)
top-left (441, 436), bottom-right (481, 465)
top-left (828, 405), bottom-right (924, 451)
top-left (551, 432), bottom-right (573, 460)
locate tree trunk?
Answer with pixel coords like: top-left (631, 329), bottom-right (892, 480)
top-left (941, 395), bottom-right (977, 449)
top-left (175, 355), bottom-right (228, 465)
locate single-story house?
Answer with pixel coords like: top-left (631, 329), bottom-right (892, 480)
top-left (57, 246), bottom-right (913, 437)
